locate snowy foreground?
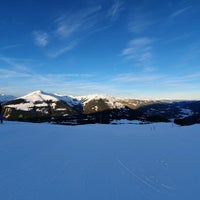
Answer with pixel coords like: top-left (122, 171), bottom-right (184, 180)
top-left (0, 122), bottom-right (200, 200)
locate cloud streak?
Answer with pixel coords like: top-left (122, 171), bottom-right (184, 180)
top-left (121, 37), bottom-right (154, 66)
top-left (54, 6), bottom-right (102, 39)
top-left (107, 0), bottom-right (124, 21)
top-left (161, 73), bottom-right (200, 89)
top-left (1, 56), bottom-right (200, 99)
top-left (48, 41), bottom-right (78, 58)
top-left (111, 72), bottom-right (200, 97)
top-left (32, 5), bottom-right (104, 57)
top-left (33, 31), bottom-right (49, 47)
top-left (0, 68), bottom-right (31, 78)
top-left (112, 73), bottom-right (162, 83)
top-left (0, 44), bottom-right (21, 50)
top-left (46, 6), bottom-right (103, 57)
top-left (32, 2), bottom-right (124, 57)
top-left (128, 13), bottom-right (154, 33)
top-left (169, 6), bottom-right (192, 18)
top-left (0, 55), bottom-right (101, 96)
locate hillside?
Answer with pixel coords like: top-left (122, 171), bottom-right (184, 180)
top-left (2, 90), bottom-right (200, 125)
top-left (3, 90), bottom-right (82, 122)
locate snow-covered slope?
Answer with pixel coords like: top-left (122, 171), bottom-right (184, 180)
top-left (75, 94), bottom-right (157, 115)
top-left (0, 122), bottom-right (200, 200)
top-left (3, 91), bottom-right (82, 121)
top-left (76, 94), bottom-right (124, 109)
top-left (6, 90), bottom-right (81, 111)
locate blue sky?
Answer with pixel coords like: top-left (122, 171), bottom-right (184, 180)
top-left (0, 0), bottom-right (200, 99)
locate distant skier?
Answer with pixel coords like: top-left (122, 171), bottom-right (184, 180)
top-left (0, 103), bottom-right (3, 124)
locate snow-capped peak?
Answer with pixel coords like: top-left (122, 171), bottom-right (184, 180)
top-left (76, 94), bottom-right (124, 109)
top-left (21, 90), bottom-right (59, 103)
top-left (6, 90), bottom-right (81, 111)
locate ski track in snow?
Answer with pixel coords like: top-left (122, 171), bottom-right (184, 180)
top-left (117, 159), bottom-right (161, 193)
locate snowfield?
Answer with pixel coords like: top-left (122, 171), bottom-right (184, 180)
top-left (0, 122), bottom-right (200, 200)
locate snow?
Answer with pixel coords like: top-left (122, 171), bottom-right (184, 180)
top-left (7, 102), bottom-right (48, 111)
top-left (92, 105), bottom-right (99, 111)
top-left (76, 94), bottom-right (124, 109)
top-left (180, 108), bottom-right (193, 118)
top-left (0, 122), bottom-right (200, 200)
top-left (6, 90), bottom-right (81, 111)
top-left (20, 90), bottom-right (59, 102)
top-left (22, 90), bottom-right (81, 107)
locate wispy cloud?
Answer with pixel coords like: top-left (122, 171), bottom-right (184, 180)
top-left (110, 71), bottom-right (200, 99)
top-left (0, 56), bottom-right (130, 97)
top-left (0, 68), bottom-right (31, 78)
top-left (121, 37), bottom-right (154, 66)
top-left (0, 56), bottom-right (99, 96)
top-left (169, 6), bottom-right (192, 18)
top-left (55, 16), bottom-right (80, 39)
top-left (48, 41), bottom-right (78, 58)
top-left (55, 6), bottom-right (102, 38)
top-left (0, 44), bottom-right (21, 50)
top-left (163, 33), bottom-right (193, 44)
top-left (0, 56), bottom-right (38, 86)
top-left (128, 14), bottom-right (154, 33)
top-left (161, 73), bottom-right (200, 89)
top-left (33, 31), bottom-right (49, 47)
top-left (107, 0), bottom-right (124, 20)
top-left (32, 5), bottom-right (114, 57)
top-left (1, 56), bottom-right (199, 99)
top-left (112, 73), bottom-right (162, 83)
top-left (46, 6), bottom-right (103, 57)
top-left (0, 56), bottom-right (32, 72)
top-left (32, 2), bottom-right (125, 58)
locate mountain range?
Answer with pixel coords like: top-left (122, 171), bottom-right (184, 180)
top-left (1, 90), bottom-right (200, 125)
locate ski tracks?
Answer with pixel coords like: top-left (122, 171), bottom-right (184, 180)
top-left (117, 158), bottom-right (175, 194)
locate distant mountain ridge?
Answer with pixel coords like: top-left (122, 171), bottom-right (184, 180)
top-left (2, 90), bottom-right (200, 125)
top-left (0, 94), bottom-right (16, 103)
top-left (2, 90), bottom-right (82, 121)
